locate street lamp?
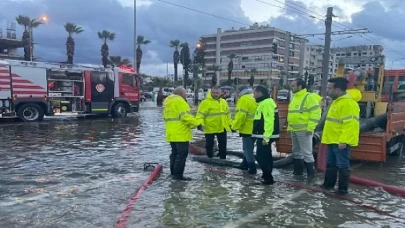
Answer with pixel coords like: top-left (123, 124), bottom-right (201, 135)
top-left (30, 15), bottom-right (48, 61)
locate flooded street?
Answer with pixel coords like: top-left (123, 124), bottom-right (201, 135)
top-left (1, 101), bottom-right (405, 227)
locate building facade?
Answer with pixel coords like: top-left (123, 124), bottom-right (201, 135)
top-left (0, 22), bottom-right (24, 60)
top-left (332, 45), bottom-right (384, 72)
top-left (303, 45), bottom-right (337, 87)
top-left (200, 24), bottom-right (307, 86)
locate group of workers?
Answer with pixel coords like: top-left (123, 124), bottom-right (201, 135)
top-left (163, 76), bottom-right (360, 195)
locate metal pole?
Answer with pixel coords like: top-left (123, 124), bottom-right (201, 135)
top-left (182, 53), bottom-right (185, 88)
top-left (30, 27), bottom-right (33, 61)
top-left (321, 7), bottom-right (333, 98)
top-left (134, 0), bottom-right (137, 72)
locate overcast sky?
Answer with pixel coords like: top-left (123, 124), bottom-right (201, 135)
top-left (0, 0), bottom-right (404, 76)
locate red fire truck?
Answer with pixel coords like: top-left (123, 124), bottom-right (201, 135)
top-left (0, 59), bottom-right (141, 122)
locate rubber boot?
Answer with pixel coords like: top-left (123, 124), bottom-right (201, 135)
top-left (320, 165), bottom-right (338, 189)
top-left (235, 157), bottom-right (248, 170)
top-left (335, 168), bottom-right (350, 195)
top-left (293, 159), bottom-right (304, 175)
top-left (261, 174), bottom-right (275, 185)
top-left (172, 159), bottom-right (192, 181)
top-left (305, 162), bottom-right (316, 181)
top-left (247, 162), bottom-right (257, 175)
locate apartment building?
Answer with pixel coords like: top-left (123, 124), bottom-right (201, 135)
top-left (200, 23), bottom-right (307, 86)
top-left (331, 45), bottom-right (384, 72)
top-left (303, 45), bottom-right (337, 86)
top-left (302, 44), bottom-right (384, 87)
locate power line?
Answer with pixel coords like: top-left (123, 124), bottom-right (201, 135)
top-left (156, 0), bottom-right (251, 26)
top-left (295, 29), bottom-right (370, 37)
top-left (279, 0), bottom-right (405, 58)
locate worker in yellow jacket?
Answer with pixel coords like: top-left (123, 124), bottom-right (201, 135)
top-left (196, 86), bottom-right (232, 159)
top-left (252, 85), bottom-right (280, 185)
top-left (163, 86), bottom-right (202, 181)
top-left (312, 92), bottom-right (322, 106)
top-left (320, 77), bottom-right (360, 195)
top-left (288, 79), bottom-right (321, 179)
top-left (231, 86), bottom-right (258, 174)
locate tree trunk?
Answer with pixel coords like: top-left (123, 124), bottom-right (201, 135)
top-left (136, 46), bottom-right (142, 73)
top-left (174, 63), bottom-right (178, 81)
top-left (66, 36), bottom-right (75, 64)
top-left (22, 30), bottom-right (31, 61)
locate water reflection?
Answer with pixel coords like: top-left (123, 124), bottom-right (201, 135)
top-left (0, 106), bottom-right (405, 227)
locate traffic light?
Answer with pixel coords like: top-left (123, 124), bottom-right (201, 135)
top-left (211, 74), bottom-right (217, 86)
top-left (272, 43), bottom-right (278, 54)
top-left (308, 75), bottom-right (314, 86)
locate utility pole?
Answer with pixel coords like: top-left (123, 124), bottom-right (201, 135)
top-left (133, 0), bottom-right (137, 72)
top-left (321, 7), bottom-right (333, 98)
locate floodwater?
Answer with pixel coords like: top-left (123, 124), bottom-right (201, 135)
top-left (1, 101), bottom-right (405, 228)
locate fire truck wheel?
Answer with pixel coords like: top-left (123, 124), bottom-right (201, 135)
top-left (112, 103), bottom-right (128, 118)
top-left (17, 103), bottom-right (45, 122)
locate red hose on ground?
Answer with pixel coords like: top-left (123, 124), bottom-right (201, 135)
top-left (317, 143), bottom-right (405, 198)
top-left (115, 164), bottom-right (163, 228)
top-left (205, 168), bottom-right (405, 223)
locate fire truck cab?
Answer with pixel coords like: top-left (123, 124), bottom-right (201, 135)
top-left (0, 60), bottom-right (141, 122)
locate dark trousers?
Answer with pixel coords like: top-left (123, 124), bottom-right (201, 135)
top-left (169, 142), bottom-right (189, 177)
top-left (254, 138), bottom-right (274, 182)
top-left (205, 131), bottom-right (227, 159)
top-left (327, 144), bottom-right (351, 168)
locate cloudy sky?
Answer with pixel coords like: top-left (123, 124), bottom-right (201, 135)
top-left (0, 0), bottom-right (404, 76)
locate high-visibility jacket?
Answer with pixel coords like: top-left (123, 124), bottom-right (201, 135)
top-left (252, 97), bottom-right (280, 143)
top-left (347, 88), bottom-right (362, 102)
top-left (312, 93), bottom-right (322, 106)
top-left (196, 92), bottom-right (232, 134)
top-left (163, 94), bottom-right (199, 142)
top-left (287, 89), bottom-right (321, 132)
top-left (231, 93), bottom-right (257, 136)
top-left (321, 93), bottom-right (360, 146)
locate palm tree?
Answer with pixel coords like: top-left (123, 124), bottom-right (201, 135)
top-left (16, 15), bottom-right (43, 61)
top-left (169, 39), bottom-right (181, 81)
top-left (97, 30), bottom-right (116, 67)
top-left (136, 35), bottom-right (151, 74)
top-left (192, 63), bottom-right (204, 105)
top-left (109, 56), bottom-right (131, 67)
top-left (180, 42), bottom-right (191, 84)
top-left (207, 64), bottom-right (221, 86)
top-left (64, 22), bottom-right (84, 64)
top-left (227, 53), bottom-right (237, 84)
top-left (246, 68), bottom-right (258, 86)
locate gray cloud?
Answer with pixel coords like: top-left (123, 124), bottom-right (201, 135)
top-left (0, 0), bottom-right (404, 75)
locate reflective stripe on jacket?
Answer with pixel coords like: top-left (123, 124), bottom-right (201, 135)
top-left (251, 98), bottom-right (280, 143)
top-left (231, 93), bottom-right (257, 136)
top-left (321, 93), bottom-right (360, 146)
top-left (196, 92), bottom-right (232, 134)
top-left (287, 89), bottom-right (321, 132)
top-left (163, 94), bottom-right (199, 142)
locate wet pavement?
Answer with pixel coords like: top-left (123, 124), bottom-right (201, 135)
top-left (1, 101), bottom-right (405, 227)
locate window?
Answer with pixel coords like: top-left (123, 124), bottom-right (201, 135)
top-left (92, 72), bottom-right (107, 83)
top-left (399, 76), bottom-right (405, 83)
top-left (122, 73), bottom-right (135, 87)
